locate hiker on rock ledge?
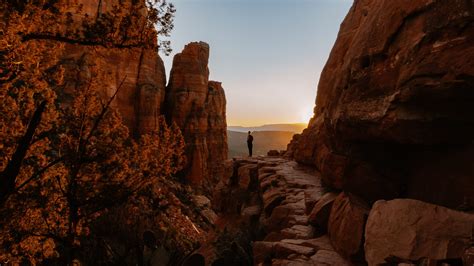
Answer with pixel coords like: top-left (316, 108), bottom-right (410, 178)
top-left (247, 131), bottom-right (253, 157)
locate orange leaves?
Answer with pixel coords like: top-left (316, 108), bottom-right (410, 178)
top-left (137, 118), bottom-right (186, 181)
top-left (0, 1), bottom-right (182, 264)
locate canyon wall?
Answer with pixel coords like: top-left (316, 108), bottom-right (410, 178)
top-left (13, 1), bottom-right (227, 188)
top-left (290, 0), bottom-right (474, 208)
top-left (165, 42), bottom-right (228, 188)
top-left (61, 45), bottom-right (167, 138)
top-left (22, 0), bottom-right (167, 137)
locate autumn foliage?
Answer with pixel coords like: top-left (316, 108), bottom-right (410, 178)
top-left (0, 1), bottom-right (206, 264)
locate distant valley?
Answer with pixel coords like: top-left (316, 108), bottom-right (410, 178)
top-left (228, 123), bottom-right (307, 134)
top-left (227, 125), bottom-right (301, 157)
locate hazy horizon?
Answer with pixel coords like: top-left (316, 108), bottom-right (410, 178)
top-left (161, 0), bottom-right (353, 126)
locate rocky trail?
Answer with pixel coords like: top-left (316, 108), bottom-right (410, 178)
top-left (208, 156), bottom-right (351, 265)
top-left (249, 158), bottom-right (350, 265)
top-left (195, 155), bottom-right (474, 266)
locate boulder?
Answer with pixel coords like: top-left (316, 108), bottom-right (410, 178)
top-left (281, 236), bottom-right (334, 252)
top-left (264, 202), bottom-right (307, 233)
top-left (310, 249), bottom-right (350, 266)
top-left (328, 192), bottom-right (370, 261)
top-left (201, 209), bottom-right (218, 225)
top-left (303, 189), bottom-right (322, 213)
top-left (267, 150), bottom-right (280, 157)
top-left (308, 192), bottom-right (338, 233)
top-left (273, 242), bottom-right (315, 258)
top-left (365, 199), bottom-right (474, 265)
top-left (192, 195), bottom-right (211, 209)
top-left (279, 225), bottom-right (315, 240)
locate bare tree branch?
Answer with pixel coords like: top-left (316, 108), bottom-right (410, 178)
top-left (0, 100), bottom-right (47, 205)
top-left (16, 157), bottom-right (63, 191)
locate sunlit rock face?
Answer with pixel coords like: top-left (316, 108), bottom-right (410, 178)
top-left (19, 0), bottom-right (167, 137)
top-left (291, 0), bottom-right (474, 208)
top-left (206, 81), bottom-right (229, 186)
top-left (61, 45), bottom-right (167, 137)
top-left (15, 1), bottom-right (228, 187)
top-left (166, 42), bottom-right (228, 188)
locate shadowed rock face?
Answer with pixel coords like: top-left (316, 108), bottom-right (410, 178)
top-left (291, 0), bottom-right (474, 207)
top-left (166, 42), bottom-right (228, 187)
top-left (365, 199), bottom-right (474, 265)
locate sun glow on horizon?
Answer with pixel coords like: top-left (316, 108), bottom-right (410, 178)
top-left (226, 107), bottom-right (314, 127)
top-left (163, 0), bottom-right (352, 131)
top-left (299, 107), bottom-right (314, 125)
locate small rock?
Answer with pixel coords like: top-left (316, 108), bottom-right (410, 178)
top-left (280, 225), bottom-right (315, 240)
top-left (273, 242), bottom-right (316, 258)
top-left (310, 249), bottom-right (350, 266)
top-left (201, 209), bottom-right (218, 225)
top-left (268, 150), bottom-right (280, 156)
top-left (192, 195), bottom-right (211, 208)
top-left (281, 235), bottom-right (334, 251)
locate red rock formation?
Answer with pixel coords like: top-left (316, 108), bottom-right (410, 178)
top-left (328, 192), bottom-right (369, 261)
top-left (14, 2), bottom-right (228, 188)
top-left (61, 46), bottom-right (167, 137)
top-left (365, 199), bottom-right (474, 265)
top-left (291, 0), bottom-right (474, 208)
top-left (17, 0), bottom-right (167, 137)
top-left (210, 157), bottom-right (350, 265)
top-left (308, 192), bottom-right (338, 233)
top-left (165, 42), bottom-right (228, 188)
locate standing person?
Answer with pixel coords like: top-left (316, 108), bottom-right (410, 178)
top-left (247, 131), bottom-right (254, 157)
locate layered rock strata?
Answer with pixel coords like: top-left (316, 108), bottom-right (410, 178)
top-left (165, 42), bottom-right (228, 187)
top-left (290, 0), bottom-right (474, 208)
top-left (61, 45), bottom-right (167, 138)
top-left (21, 0), bottom-right (167, 137)
top-left (13, 1), bottom-right (227, 188)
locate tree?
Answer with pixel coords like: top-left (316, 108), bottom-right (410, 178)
top-left (1, 74), bottom-right (186, 264)
top-left (0, 0), bottom-right (183, 264)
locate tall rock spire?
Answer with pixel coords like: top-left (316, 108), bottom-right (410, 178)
top-left (166, 42), bottom-right (228, 189)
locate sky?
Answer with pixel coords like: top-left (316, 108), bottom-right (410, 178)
top-left (161, 0), bottom-right (353, 126)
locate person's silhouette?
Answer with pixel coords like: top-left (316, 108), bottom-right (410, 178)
top-left (247, 131), bottom-right (254, 157)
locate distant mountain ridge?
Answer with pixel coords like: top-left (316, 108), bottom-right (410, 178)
top-left (228, 130), bottom-right (295, 157)
top-left (228, 123), bottom-right (306, 133)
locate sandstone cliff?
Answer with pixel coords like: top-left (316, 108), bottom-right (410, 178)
top-left (165, 42), bottom-right (228, 188)
top-left (61, 45), bottom-right (167, 138)
top-left (290, 0), bottom-right (474, 208)
top-left (13, 1), bottom-right (227, 189)
top-left (11, 0), bottom-right (167, 137)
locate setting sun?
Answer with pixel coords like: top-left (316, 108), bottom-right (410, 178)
top-left (299, 107), bottom-right (314, 124)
